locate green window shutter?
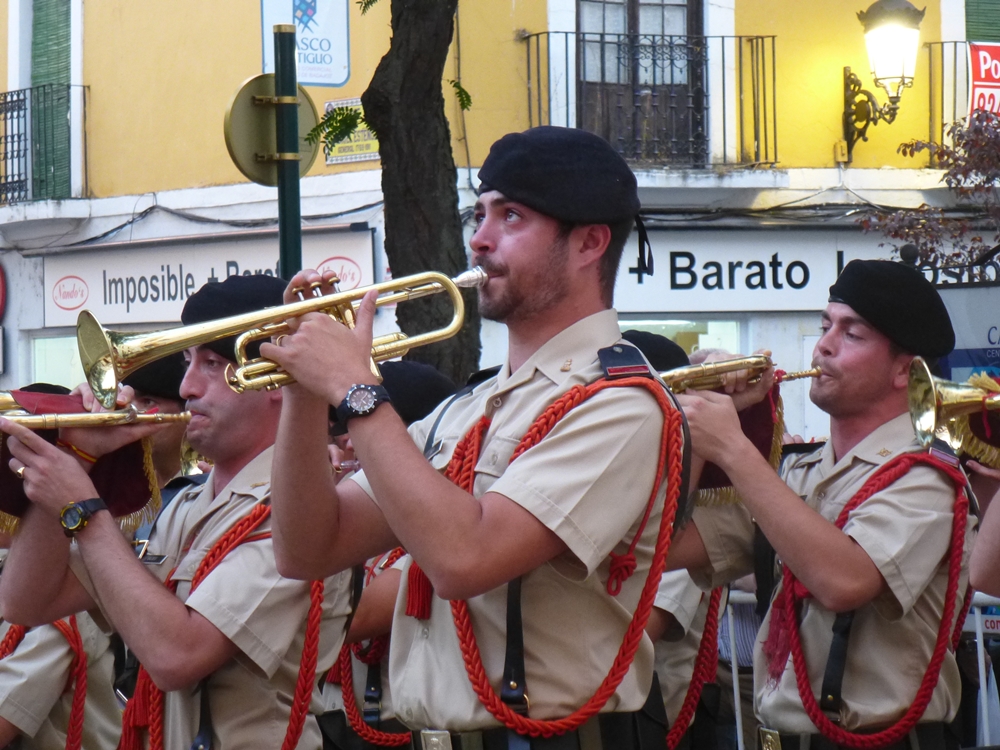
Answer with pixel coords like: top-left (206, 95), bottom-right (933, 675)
top-left (30, 0), bottom-right (71, 200)
top-left (967, 0), bottom-right (1000, 42)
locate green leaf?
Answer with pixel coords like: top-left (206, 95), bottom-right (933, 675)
top-left (448, 79), bottom-right (473, 111)
top-left (306, 107), bottom-right (365, 157)
top-left (357, 0), bottom-right (380, 13)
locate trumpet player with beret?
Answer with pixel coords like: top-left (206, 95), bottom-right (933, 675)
top-left (263, 126), bottom-right (689, 750)
top-left (0, 275), bottom-right (355, 750)
top-left (669, 260), bottom-right (977, 750)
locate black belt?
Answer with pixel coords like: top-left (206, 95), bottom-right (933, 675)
top-left (763, 721), bottom-right (958, 750)
top-left (411, 681), bottom-right (668, 750)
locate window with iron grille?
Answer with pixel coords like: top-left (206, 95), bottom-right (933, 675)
top-left (577, 0), bottom-right (708, 165)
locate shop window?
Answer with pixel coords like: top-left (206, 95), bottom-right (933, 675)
top-left (620, 319), bottom-right (739, 361)
top-left (32, 335), bottom-right (82, 390)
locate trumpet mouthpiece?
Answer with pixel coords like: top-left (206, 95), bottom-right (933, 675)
top-left (454, 267), bottom-right (488, 289)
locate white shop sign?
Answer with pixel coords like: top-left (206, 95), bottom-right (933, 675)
top-left (614, 230), bottom-right (889, 313)
top-left (44, 229), bottom-right (375, 327)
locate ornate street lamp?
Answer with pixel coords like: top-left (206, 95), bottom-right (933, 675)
top-left (842, 0), bottom-right (925, 162)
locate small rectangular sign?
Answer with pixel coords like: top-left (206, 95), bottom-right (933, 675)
top-left (968, 42), bottom-right (1000, 117)
top-left (261, 0), bottom-right (350, 87)
top-left (324, 98), bottom-right (380, 164)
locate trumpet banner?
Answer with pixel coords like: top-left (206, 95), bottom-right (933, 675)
top-left (0, 391), bottom-right (160, 535)
top-left (694, 382), bottom-right (784, 506)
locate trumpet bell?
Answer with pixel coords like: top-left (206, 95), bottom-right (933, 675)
top-left (908, 356), bottom-right (1000, 448)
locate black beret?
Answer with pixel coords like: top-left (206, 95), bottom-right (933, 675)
top-left (19, 383), bottom-right (71, 395)
top-left (122, 351), bottom-right (187, 402)
top-left (828, 260), bottom-right (955, 358)
top-left (621, 330), bottom-right (690, 372)
top-left (181, 274), bottom-right (288, 362)
top-left (478, 127), bottom-right (639, 225)
top-left (329, 360), bottom-right (457, 433)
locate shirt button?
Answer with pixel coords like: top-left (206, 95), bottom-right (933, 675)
top-left (817, 491), bottom-right (826, 500)
top-left (422, 627), bottom-right (430, 638)
top-left (492, 396), bottom-right (503, 408)
top-left (490, 453), bottom-right (498, 465)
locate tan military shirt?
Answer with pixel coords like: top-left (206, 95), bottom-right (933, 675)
top-left (690, 413), bottom-right (976, 732)
top-left (351, 310), bottom-right (673, 730)
top-left (652, 570), bottom-right (710, 725)
top-left (0, 613), bottom-right (120, 750)
top-left (73, 446), bottom-right (354, 749)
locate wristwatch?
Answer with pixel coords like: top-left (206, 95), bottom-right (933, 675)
top-left (335, 384), bottom-right (392, 426)
top-left (59, 498), bottom-right (108, 538)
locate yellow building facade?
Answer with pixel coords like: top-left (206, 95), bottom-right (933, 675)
top-left (0, 0), bottom-right (979, 437)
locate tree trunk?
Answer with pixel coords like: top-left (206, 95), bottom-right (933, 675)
top-left (361, 0), bottom-right (481, 385)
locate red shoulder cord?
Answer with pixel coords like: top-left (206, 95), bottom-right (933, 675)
top-left (666, 588), bottom-right (722, 750)
top-left (772, 452), bottom-right (972, 748)
top-left (0, 618), bottom-right (87, 750)
top-left (404, 376), bottom-right (685, 738)
top-left (326, 547), bottom-right (411, 747)
top-left (119, 503), bottom-right (326, 750)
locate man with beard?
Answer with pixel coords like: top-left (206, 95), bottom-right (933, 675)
top-left (669, 260), bottom-right (977, 750)
top-left (262, 126), bottom-right (683, 749)
top-left (0, 275), bottom-right (355, 750)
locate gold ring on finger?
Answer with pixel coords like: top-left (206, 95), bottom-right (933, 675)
top-left (15, 466), bottom-right (25, 480)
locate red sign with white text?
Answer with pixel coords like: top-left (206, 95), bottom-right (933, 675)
top-left (968, 42), bottom-right (1000, 116)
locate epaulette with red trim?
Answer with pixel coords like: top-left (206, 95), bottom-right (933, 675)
top-left (598, 344), bottom-right (656, 380)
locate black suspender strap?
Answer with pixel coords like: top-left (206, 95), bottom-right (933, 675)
top-left (500, 576), bottom-right (531, 750)
top-left (422, 372), bottom-right (497, 460)
top-left (818, 611), bottom-right (855, 714)
top-left (190, 679), bottom-right (214, 750)
top-left (753, 525), bottom-right (776, 619)
top-left (363, 662), bottom-right (383, 725)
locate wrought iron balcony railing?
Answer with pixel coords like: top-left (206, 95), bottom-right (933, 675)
top-left (0, 84), bottom-right (84, 205)
top-left (523, 32), bottom-right (778, 168)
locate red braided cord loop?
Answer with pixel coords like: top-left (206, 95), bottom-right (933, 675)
top-left (666, 588), bottom-right (722, 750)
top-left (51, 616), bottom-right (87, 750)
top-left (0, 624), bottom-right (27, 659)
top-left (782, 453), bottom-right (970, 748)
top-left (449, 377), bottom-right (686, 738)
top-left (335, 645), bottom-right (412, 747)
top-left (120, 503), bottom-right (325, 750)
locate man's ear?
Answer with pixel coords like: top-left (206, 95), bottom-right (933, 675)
top-left (891, 355), bottom-right (914, 392)
top-left (574, 224), bottom-right (612, 269)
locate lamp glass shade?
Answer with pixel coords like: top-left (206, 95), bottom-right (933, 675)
top-left (864, 24), bottom-right (920, 100)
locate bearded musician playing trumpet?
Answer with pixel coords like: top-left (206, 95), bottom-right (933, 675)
top-left (669, 260), bottom-right (978, 750)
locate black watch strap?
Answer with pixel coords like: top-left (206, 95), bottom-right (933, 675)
top-left (335, 384), bottom-right (391, 426)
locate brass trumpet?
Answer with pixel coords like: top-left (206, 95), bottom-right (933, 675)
top-left (660, 355), bottom-right (821, 392)
top-left (0, 404), bottom-right (191, 430)
top-left (78, 268), bottom-right (488, 408)
top-left (908, 356), bottom-right (1000, 448)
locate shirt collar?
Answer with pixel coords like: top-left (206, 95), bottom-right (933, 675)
top-left (200, 444), bottom-right (275, 503)
top-left (495, 309), bottom-right (623, 392)
top-left (816, 412), bottom-right (915, 474)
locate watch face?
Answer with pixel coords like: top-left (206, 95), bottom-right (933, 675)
top-left (62, 507), bottom-right (84, 530)
top-left (348, 387), bottom-right (377, 414)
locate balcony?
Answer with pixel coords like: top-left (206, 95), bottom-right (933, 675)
top-left (523, 32), bottom-right (778, 169)
top-left (927, 41), bottom-right (969, 150)
top-left (0, 84), bottom-right (85, 205)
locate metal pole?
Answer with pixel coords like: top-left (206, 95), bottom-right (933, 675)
top-left (274, 24), bottom-right (302, 278)
top-left (976, 606), bottom-right (991, 746)
top-left (727, 599), bottom-right (746, 750)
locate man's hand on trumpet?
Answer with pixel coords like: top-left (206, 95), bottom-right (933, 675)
top-left (2, 417), bottom-right (100, 515)
top-left (260, 269), bottom-right (380, 405)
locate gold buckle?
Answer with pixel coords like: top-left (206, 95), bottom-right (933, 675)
top-left (759, 728), bottom-right (782, 750)
top-left (419, 729), bottom-right (453, 750)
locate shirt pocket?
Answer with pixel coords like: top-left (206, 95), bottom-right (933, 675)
top-left (472, 435), bottom-right (520, 496)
